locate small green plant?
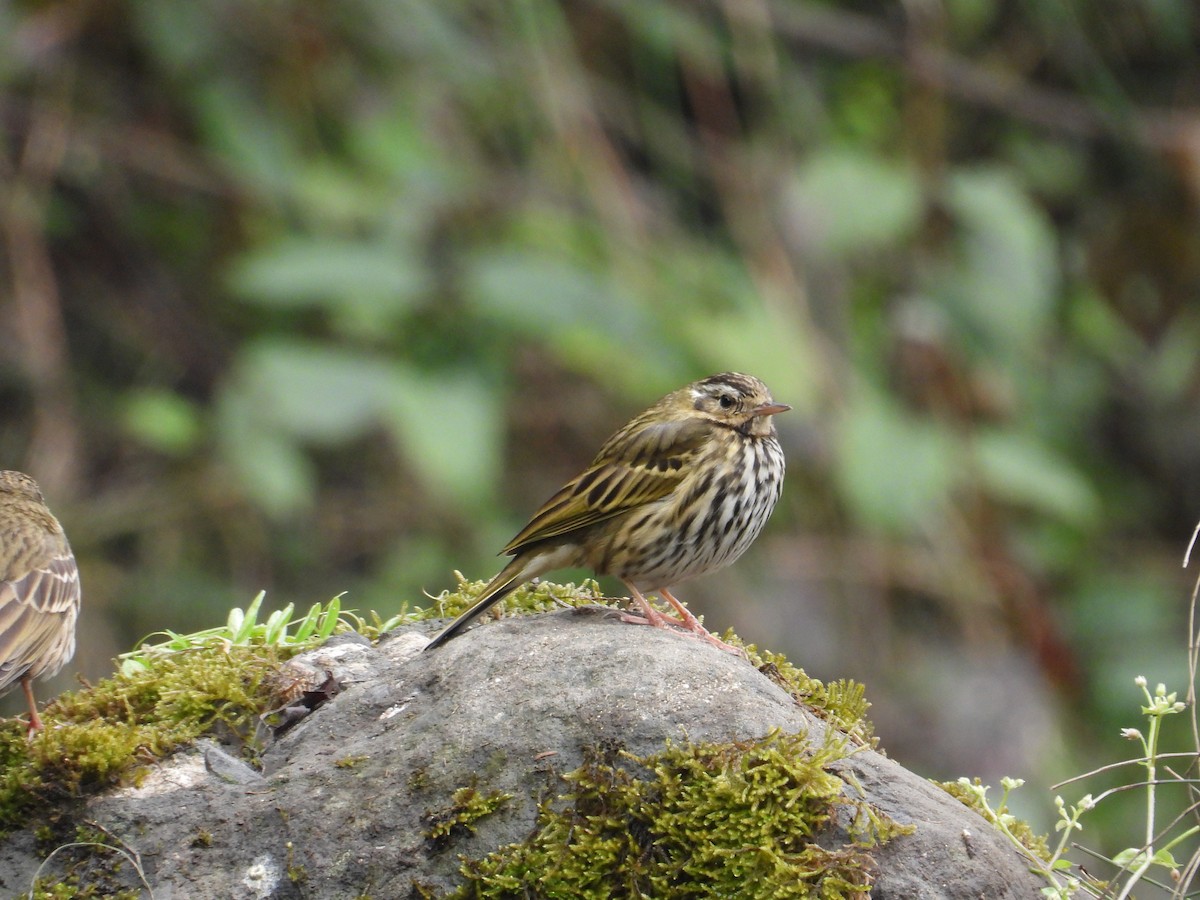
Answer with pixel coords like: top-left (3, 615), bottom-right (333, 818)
top-left (945, 776), bottom-right (1083, 896)
top-left (949, 675), bottom-right (1196, 898)
top-left (944, 522), bottom-right (1200, 898)
top-left (118, 591), bottom-right (346, 674)
top-left (286, 840), bottom-right (308, 884)
top-left (1101, 678), bottom-right (1195, 898)
top-left (29, 821), bottom-right (154, 899)
top-left (0, 592), bottom-right (365, 834)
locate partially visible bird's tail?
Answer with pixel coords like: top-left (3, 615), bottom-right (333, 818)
top-left (424, 557), bottom-right (531, 650)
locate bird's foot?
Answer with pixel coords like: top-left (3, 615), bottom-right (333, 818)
top-left (660, 588), bottom-right (747, 657)
top-left (23, 713), bottom-right (44, 741)
top-left (691, 628), bottom-right (748, 658)
top-left (21, 679), bottom-right (44, 739)
top-left (618, 606), bottom-right (684, 629)
top-left (621, 587), bottom-right (746, 658)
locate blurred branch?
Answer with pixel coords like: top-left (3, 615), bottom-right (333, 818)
top-left (757, 1), bottom-right (1199, 153)
top-left (1, 70), bottom-right (81, 497)
top-left (0, 101), bottom-right (228, 197)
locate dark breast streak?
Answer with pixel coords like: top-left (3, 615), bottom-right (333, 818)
top-left (590, 433), bottom-right (785, 590)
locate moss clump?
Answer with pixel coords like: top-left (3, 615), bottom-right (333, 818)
top-left (0, 643), bottom-right (289, 833)
top-left (25, 824), bottom-right (151, 899)
top-left (427, 572), bottom-right (606, 622)
top-left (746, 650), bottom-right (875, 748)
top-left (454, 730), bottom-right (911, 899)
top-left (29, 874), bottom-right (142, 900)
top-left (426, 787), bottom-right (514, 849)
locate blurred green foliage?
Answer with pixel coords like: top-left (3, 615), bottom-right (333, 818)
top-left (3, 0), bottom-right (1200, 876)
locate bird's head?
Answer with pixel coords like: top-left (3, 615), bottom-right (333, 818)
top-left (684, 373), bottom-right (790, 438)
top-left (0, 471), bottom-right (45, 504)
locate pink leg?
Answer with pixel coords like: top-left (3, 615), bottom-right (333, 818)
top-left (21, 677), bottom-right (43, 736)
top-left (660, 589), bottom-right (746, 657)
top-left (619, 583), bottom-right (685, 628)
top-left (619, 585), bottom-right (746, 658)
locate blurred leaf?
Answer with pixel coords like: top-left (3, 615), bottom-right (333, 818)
top-left (287, 161), bottom-right (396, 229)
top-left (836, 392), bottom-right (954, 532)
top-left (789, 149), bottom-right (923, 257)
top-left (830, 66), bottom-right (904, 146)
top-left (973, 430), bottom-right (1099, 524)
top-left (229, 237), bottom-right (427, 322)
top-left (352, 0), bottom-right (495, 81)
top-left (383, 371), bottom-right (501, 510)
top-left (239, 340), bottom-right (401, 443)
top-left (466, 250), bottom-right (618, 333)
top-left (121, 389), bottom-right (203, 455)
top-left (1067, 286), bottom-right (1142, 365)
top-left (1004, 136), bottom-right (1088, 200)
top-left (466, 248), bottom-right (664, 373)
top-left (940, 168), bottom-right (1059, 352)
top-left (1146, 313), bottom-right (1200, 399)
top-left (352, 101), bottom-right (455, 193)
top-left (217, 339), bottom-right (499, 514)
top-left (216, 385), bottom-right (316, 518)
top-left (194, 81), bottom-right (297, 194)
top-left (214, 341), bottom-right (403, 517)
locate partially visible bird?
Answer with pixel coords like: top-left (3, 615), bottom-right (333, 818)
top-left (0, 471), bottom-right (80, 733)
top-left (425, 372), bottom-right (789, 653)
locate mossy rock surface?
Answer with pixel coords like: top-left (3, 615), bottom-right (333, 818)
top-left (0, 606), bottom-right (1046, 897)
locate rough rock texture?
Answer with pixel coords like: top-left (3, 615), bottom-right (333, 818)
top-left (0, 609), bottom-right (1045, 898)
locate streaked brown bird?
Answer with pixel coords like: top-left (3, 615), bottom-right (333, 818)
top-left (0, 471), bottom-right (80, 733)
top-left (426, 372), bottom-right (789, 653)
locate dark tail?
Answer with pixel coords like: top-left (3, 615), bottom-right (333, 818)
top-left (424, 558), bottom-right (529, 650)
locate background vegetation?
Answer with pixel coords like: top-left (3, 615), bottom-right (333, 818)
top-left (3, 0), bottom-right (1199, 880)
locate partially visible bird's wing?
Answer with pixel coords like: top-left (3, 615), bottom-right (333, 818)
top-left (502, 415), bottom-right (711, 555)
top-left (0, 539), bottom-right (80, 693)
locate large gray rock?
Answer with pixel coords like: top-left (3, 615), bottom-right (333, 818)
top-left (0, 609), bottom-right (1046, 898)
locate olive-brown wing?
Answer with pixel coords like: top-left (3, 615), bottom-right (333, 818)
top-left (0, 542), bottom-right (80, 693)
top-left (502, 415), bottom-right (711, 556)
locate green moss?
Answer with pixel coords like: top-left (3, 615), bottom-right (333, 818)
top-left (421, 583), bottom-right (898, 897)
top-left (426, 572), bottom-right (605, 621)
top-left (286, 840), bottom-right (308, 883)
top-left (452, 730), bottom-right (911, 899)
top-left (25, 833), bottom-right (149, 900)
top-left (936, 777), bottom-right (1051, 861)
top-left (0, 643), bottom-right (290, 833)
top-left (29, 879), bottom-right (142, 900)
top-left (426, 787), bottom-right (514, 849)
top-left (746, 650), bottom-right (875, 748)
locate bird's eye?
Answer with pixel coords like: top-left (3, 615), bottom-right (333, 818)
top-left (718, 394), bottom-right (735, 410)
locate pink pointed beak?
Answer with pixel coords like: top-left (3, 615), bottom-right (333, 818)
top-left (751, 402), bottom-right (791, 417)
